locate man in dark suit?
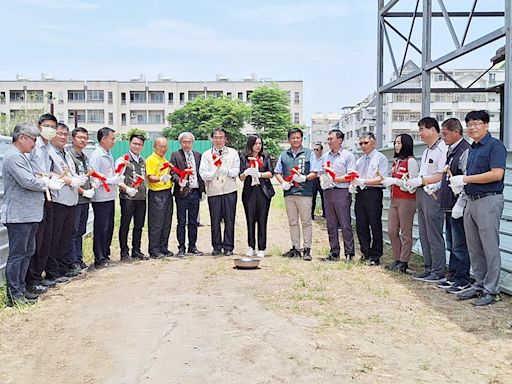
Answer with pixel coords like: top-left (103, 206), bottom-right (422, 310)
top-left (170, 132), bottom-right (205, 257)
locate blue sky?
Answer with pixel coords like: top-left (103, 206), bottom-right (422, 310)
top-left (0, 0), bottom-right (506, 123)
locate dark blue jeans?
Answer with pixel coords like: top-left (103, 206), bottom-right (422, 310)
top-left (445, 213), bottom-right (471, 286)
top-left (5, 222), bottom-right (39, 298)
top-left (69, 203), bottom-right (89, 265)
top-left (175, 190), bottom-right (200, 250)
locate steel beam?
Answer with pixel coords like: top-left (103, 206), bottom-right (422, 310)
top-left (504, 0), bottom-right (512, 149)
top-left (437, 0), bottom-right (461, 48)
top-left (381, 19), bottom-right (399, 76)
top-left (379, 68), bottom-right (422, 93)
top-left (400, 0), bottom-right (420, 77)
top-left (384, 87), bottom-right (488, 93)
top-left (376, 0), bottom-right (385, 146)
top-left (461, 0), bottom-right (478, 46)
top-left (379, 0), bottom-right (400, 16)
top-left (385, 11), bottom-right (503, 17)
top-left (421, 0), bottom-right (432, 117)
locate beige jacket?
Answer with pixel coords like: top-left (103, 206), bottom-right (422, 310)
top-left (199, 147), bottom-right (240, 197)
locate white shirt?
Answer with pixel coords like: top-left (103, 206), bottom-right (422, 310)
top-left (419, 139), bottom-right (448, 177)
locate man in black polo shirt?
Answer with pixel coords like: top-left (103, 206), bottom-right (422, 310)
top-left (450, 110), bottom-right (506, 306)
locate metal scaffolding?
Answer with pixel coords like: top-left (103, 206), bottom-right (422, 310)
top-left (377, 0), bottom-right (511, 148)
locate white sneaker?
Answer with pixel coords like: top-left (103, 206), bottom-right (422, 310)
top-left (257, 250), bottom-right (265, 258)
top-left (246, 247), bottom-right (255, 257)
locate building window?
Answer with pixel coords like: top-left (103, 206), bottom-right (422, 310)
top-left (108, 92), bottom-right (113, 104)
top-left (68, 90), bottom-right (85, 102)
top-left (392, 93), bottom-right (421, 103)
top-left (130, 111), bottom-right (147, 124)
top-left (435, 113), bottom-right (444, 122)
top-left (293, 112), bottom-right (300, 124)
top-left (108, 112), bottom-right (113, 125)
top-left (168, 92), bottom-right (174, 104)
top-left (433, 73), bottom-right (446, 82)
top-left (149, 111), bottom-right (164, 124)
top-left (237, 92), bottom-right (243, 101)
top-left (226, 92), bottom-right (232, 98)
top-left (130, 91), bottom-right (146, 103)
top-left (188, 91), bottom-right (204, 101)
top-left (392, 111), bottom-right (421, 122)
top-left (121, 113), bottom-right (126, 126)
top-left (87, 90), bottom-right (104, 102)
top-left (68, 110), bottom-right (86, 124)
top-left (246, 90), bottom-right (253, 101)
top-left (121, 92), bottom-right (126, 105)
top-left (0, 92), bottom-right (5, 103)
top-left (27, 90), bottom-right (44, 102)
top-left (10, 90), bottom-right (24, 102)
top-left (87, 110), bottom-right (104, 123)
top-left (149, 91), bottom-right (164, 103)
top-left (294, 92), bottom-right (300, 104)
top-left (456, 93), bottom-right (486, 102)
top-left (489, 73), bottom-right (496, 82)
top-left (179, 92), bottom-right (185, 104)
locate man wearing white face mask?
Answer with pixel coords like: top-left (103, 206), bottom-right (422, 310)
top-left (25, 114), bottom-right (69, 293)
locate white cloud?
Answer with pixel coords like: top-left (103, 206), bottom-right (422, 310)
top-left (17, 0), bottom-right (98, 11)
top-left (233, 2), bottom-right (347, 25)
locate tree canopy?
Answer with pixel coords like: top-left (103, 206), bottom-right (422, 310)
top-left (163, 96), bottom-right (251, 150)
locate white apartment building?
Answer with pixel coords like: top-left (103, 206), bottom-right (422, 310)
top-left (310, 111), bottom-right (347, 148)
top-left (335, 61), bottom-right (504, 151)
top-left (0, 74), bottom-right (303, 139)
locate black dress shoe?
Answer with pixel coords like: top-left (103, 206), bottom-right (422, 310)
top-left (132, 250), bottom-right (149, 260)
top-left (212, 249), bottom-right (222, 256)
top-left (150, 253), bottom-right (165, 259)
top-left (120, 256), bottom-right (134, 263)
top-left (177, 249), bottom-right (186, 257)
top-left (188, 248), bottom-right (204, 256)
top-left (161, 250), bottom-right (174, 257)
top-left (27, 285), bottom-right (48, 295)
top-left (320, 253), bottom-right (340, 262)
top-left (224, 250), bottom-right (234, 256)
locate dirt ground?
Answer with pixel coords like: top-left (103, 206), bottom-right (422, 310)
top-left (1, 191), bottom-right (511, 384)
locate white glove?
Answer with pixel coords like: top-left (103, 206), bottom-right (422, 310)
top-left (381, 177), bottom-right (398, 188)
top-left (178, 179), bottom-right (188, 188)
top-left (353, 178), bottom-right (366, 188)
top-left (320, 174), bottom-right (333, 190)
top-left (82, 188), bottom-right (95, 199)
top-left (90, 178), bottom-right (101, 189)
top-left (423, 183), bottom-right (440, 196)
top-left (106, 175), bottom-right (125, 185)
top-left (406, 177), bottom-right (423, 189)
top-left (292, 173), bottom-right (307, 183)
top-left (125, 187), bottom-right (137, 197)
top-left (70, 177), bottom-right (84, 188)
top-left (451, 203), bottom-right (464, 219)
top-left (47, 178), bottom-right (65, 190)
top-left (78, 174), bottom-right (88, 185)
top-left (348, 184), bottom-right (358, 194)
top-left (449, 175), bottom-right (466, 195)
top-left (282, 181), bottom-right (292, 191)
top-left (160, 174), bottom-right (171, 183)
top-left (244, 167), bottom-right (258, 177)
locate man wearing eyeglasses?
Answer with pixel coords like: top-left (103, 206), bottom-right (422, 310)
top-left (352, 132), bottom-right (389, 266)
top-left (405, 117), bottom-right (448, 283)
top-left (449, 110), bottom-right (506, 306)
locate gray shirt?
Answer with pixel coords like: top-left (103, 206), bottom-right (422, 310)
top-left (319, 148), bottom-right (356, 188)
top-left (1, 146), bottom-right (47, 223)
top-left (48, 144), bottom-right (79, 206)
top-left (27, 136), bottom-right (51, 174)
top-left (355, 149), bottom-right (389, 181)
top-left (89, 145), bottom-right (117, 202)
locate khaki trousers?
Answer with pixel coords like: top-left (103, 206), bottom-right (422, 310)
top-left (285, 195), bottom-right (313, 249)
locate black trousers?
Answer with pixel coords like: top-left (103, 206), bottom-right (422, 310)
top-left (26, 200), bottom-right (54, 286)
top-left (243, 186), bottom-right (271, 250)
top-left (175, 190), bottom-right (200, 250)
top-left (311, 178), bottom-right (325, 218)
top-left (119, 199), bottom-right (146, 256)
top-left (148, 189), bottom-right (173, 256)
top-left (355, 188), bottom-right (384, 262)
top-left (208, 191), bottom-right (237, 252)
top-left (92, 200), bottom-right (115, 264)
top-left (47, 203), bottom-right (77, 278)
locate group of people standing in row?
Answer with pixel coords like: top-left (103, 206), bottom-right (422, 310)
top-left (2, 110), bottom-right (505, 308)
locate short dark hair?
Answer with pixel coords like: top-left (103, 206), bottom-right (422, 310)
top-left (288, 127), bottom-right (303, 139)
top-left (441, 118), bottom-right (463, 135)
top-left (57, 123), bottom-right (69, 131)
top-left (394, 133), bottom-right (414, 159)
top-left (418, 117), bottom-right (440, 133)
top-left (211, 128), bottom-right (228, 138)
top-left (360, 131), bottom-right (376, 141)
top-left (328, 129), bottom-right (344, 141)
top-left (465, 110), bottom-right (490, 124)
top-left (130, 133), bottom-right (146, 143)
top-left (97, 127), bottom-right (115, 142)
top-left (38, 113), bottom-right (57, 126)
top-left (314, 143), bottom-right (323, 150)
top-left (71, 127), bottom-right (88, 137)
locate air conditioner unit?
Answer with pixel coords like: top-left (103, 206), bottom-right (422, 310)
top-left (130, 113), bottom-right (137, 118)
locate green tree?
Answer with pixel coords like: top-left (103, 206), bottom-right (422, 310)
top-left (0, 107), bottom-right (45, 136)
top-left (250, 85), bottom-right (292, 156)
top-left (120, 127), bottom-right (147, 141)
top-left (163, 96), bottom-right (251, 150)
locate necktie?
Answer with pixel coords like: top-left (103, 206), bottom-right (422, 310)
top-left (362, 155), bottom-right (370, 178)
top-left (187, 151), bottom-right (196, 187)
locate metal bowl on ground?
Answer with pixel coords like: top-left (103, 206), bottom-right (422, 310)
top-left (233, 257), bottom-right (260, 269)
